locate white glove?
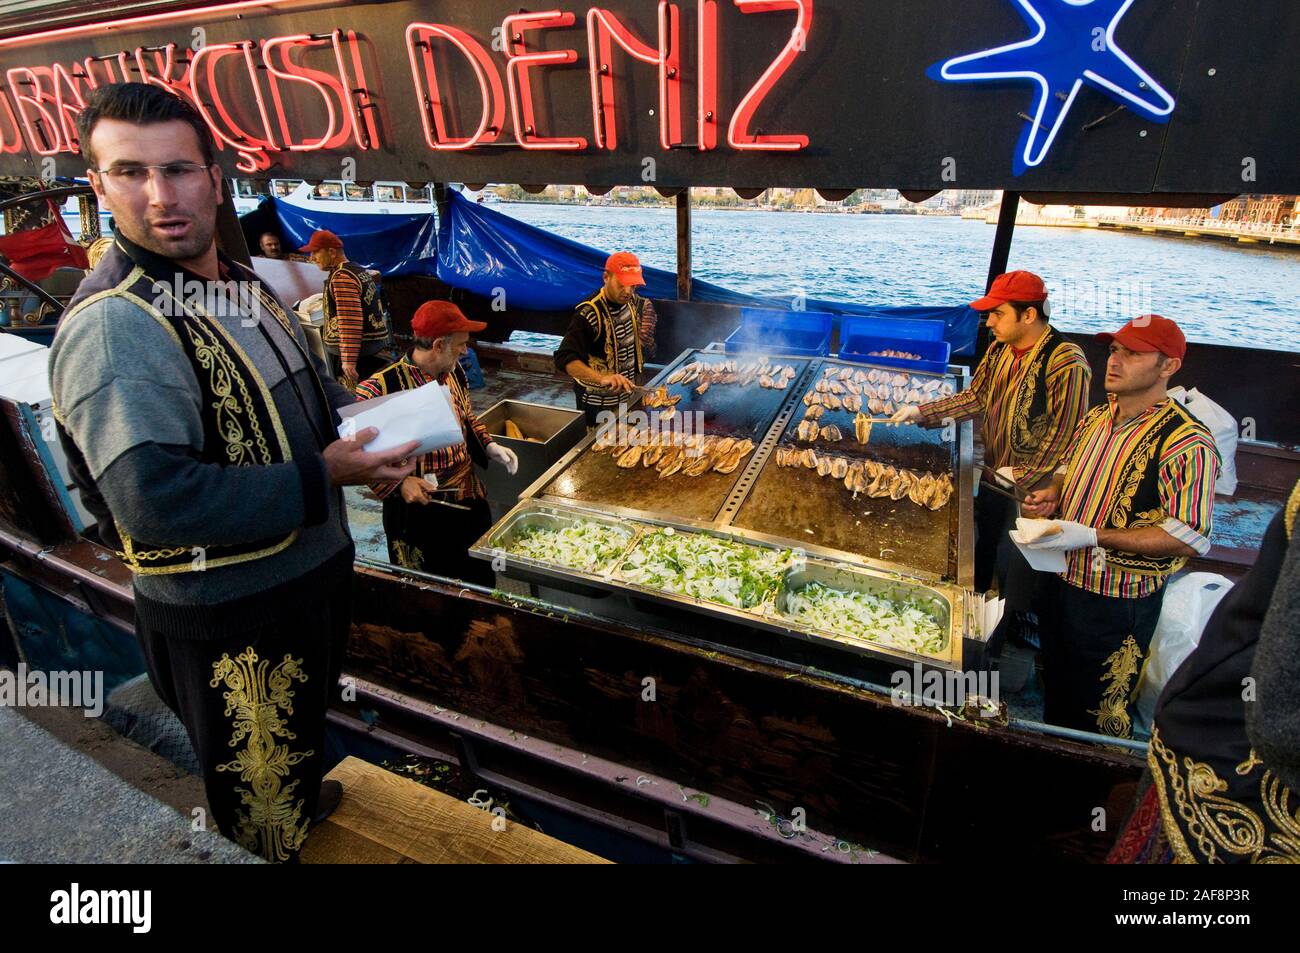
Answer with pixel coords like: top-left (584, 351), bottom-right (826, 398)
top-left (889, 405), bottom-right (924, 426)
top-left (487, 443), bottom-right (518, 475)
top-left (1024, 519), bottom-right (1098, 552)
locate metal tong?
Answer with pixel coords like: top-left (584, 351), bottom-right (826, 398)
top-left (976, 464), bottom-right (1030, 504)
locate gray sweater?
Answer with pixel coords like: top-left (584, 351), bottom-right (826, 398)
top-left (50, 246), bottom-right (356, 605)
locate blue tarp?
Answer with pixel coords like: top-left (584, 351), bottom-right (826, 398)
top-left (253, 190), bottom-right (979, 355)
top-left (259, 195), bottom-right (440, 277)
top-left (436, 191), bottom-right (979, 355)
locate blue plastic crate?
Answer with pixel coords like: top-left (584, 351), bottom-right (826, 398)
top-left (724, 308), bottom-right (833, 357)
top-left (838, 315), bottom-right (951, 374)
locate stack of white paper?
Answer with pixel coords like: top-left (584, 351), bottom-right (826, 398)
top-left (336, 381), bottom-right (464, 456)
top-left (980, 596), bottom-right (1006, 640)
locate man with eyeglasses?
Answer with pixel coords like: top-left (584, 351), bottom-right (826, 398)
top-left (48, 82), bottom-right (419, 862)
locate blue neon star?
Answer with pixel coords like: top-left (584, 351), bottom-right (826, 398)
top-left (929, 0), bottom-right (1176, 175)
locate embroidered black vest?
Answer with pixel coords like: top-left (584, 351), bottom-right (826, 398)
top-left (322, 260), bottom-right (392, 346)
top-left (1067, 400), bottom-right (1211, 579)
top-left (364, 356), bottom-right (488, 468)
top-left (573, 290), bottom-right (645, 392)
top-left (1148, 482), bottom-right (1300, 863)
top-left (54, 243), bottom-right (307, 575)
top-left (1007, 324), bottom-right (1071, 458)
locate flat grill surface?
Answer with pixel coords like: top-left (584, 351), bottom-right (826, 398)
top-left (539, 351), bottom-right (810, 522)
top-left (730, 362), bottom-right (959, 578)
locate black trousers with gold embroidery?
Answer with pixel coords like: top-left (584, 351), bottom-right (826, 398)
top-left (1040, 576), bottom-right (1164, 739)
top-left (381, 492), bottom-right (494, 587)
top-left (133, 555), bottom-right (353, 862)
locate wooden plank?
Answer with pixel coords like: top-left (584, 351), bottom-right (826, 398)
top-left (300, 757), bottom-right (610, 865)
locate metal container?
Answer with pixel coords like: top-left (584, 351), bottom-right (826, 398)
top-left (475, 399), bottom-right (587, 510)
top-left (608, 519), bottom-right (798, 620)
top-left (766, 559), bottom-right (965, 669)
top-left (469, 500), bottom-right (640, 597)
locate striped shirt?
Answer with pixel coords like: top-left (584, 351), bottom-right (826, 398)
top-left (322, 261), bottom-right (388, 367)
top-left (1058, 396), bottom-right (1219, 598)
top-left (921, 329), bottom-right (1091, 489)
top-left (354, 356), bottom-right (494, 502)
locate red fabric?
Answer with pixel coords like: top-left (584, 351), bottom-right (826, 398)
top-left (1106, 782), bottom-right (1170, 864)
top-left (0, 220), bottom-right (89, 282)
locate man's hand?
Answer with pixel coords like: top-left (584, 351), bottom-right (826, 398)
top-left (1024, 519), bottom-right (1098, 552)
top-left (399, 475), bottom-right (435, 505)
top-left (601, 373), bottom-right (635, 394)
top-left (1021, 484), bottom-right (1060, 518)
top-left (486, 443), bottom-right (519, 475)
top-left (342, 362), bottom-right (358, 386)
top-left (889, 405), bottom-right (924, 426)
top-left (324, 427), bottom-right (419, 486)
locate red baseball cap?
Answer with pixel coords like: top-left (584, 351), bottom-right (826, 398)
top-left (411, 300), bottom-right (487, 339)
top-left (1096, 314), bottom-right (1186, 361)
top-left (299, 229), bottom-right (343, 253)
top-left (970, 270), bottom-right (1048, 312)
top-left (605, 251), bottom-right (646, 287)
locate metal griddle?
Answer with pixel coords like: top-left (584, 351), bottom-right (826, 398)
top-left (728, 358), bottom-right (963, 579)
top-left (535, 350), bottom-right (816, 524)
top-left (497, 347), bottom-right (977, 669)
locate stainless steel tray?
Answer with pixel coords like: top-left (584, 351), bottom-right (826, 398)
top-left (761, 559), bottom-right (966, 669)
top-left (472, 499), bottom-right (972, 668)
top-left (468, 500), bottom-right (642, 597)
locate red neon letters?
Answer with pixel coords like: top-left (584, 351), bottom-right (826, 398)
top-left (503, 10), bottom-right (587, 150)
top-left (0, 2), bottom-right (815, 164)
top-left (727, 0), bottom-right (812, 151)
top-left (406, 23), bottom-right (505, 151)
top-left (587, 4), bottom-right (682, 150)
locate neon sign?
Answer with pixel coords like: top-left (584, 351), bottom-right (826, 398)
top-left (587, 3), bottom-right (682, 150)
top-left (0, 1), bottom-right (820, 169)
top-left (930, 0), bottom-right (1175, 175)
top-left (726, 0), bottom-right (811, 151)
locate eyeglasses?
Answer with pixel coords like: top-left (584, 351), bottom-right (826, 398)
top-left (93, 162), bottom-right (212, 185)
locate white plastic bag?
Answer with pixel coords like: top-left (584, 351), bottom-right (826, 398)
top-left (1168, 386), bottom-right (1238, 496)
top-left (1135, 572), bottom-right (1233, 733)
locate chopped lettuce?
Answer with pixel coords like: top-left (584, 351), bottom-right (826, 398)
top-left (785, 582), bottom-right (947, 655)
top-left (506, 519), bottom-right (633, 573)
top-left (619, 527), bottom-right (791, 610)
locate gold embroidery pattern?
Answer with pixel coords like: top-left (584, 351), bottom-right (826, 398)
top-left (212, 648), bottom-right (314, 863)
top-left (1237, 750), bottom-right (1265, 775)
top-left (1111, 411), bottom-right (1167, 530)
top-left (1285, 477), bottom-right (1299, 541)
top-left (1008, 333), bottom-right (1052, 456)
top-left (1149, 728), bottom-right (1300, 864)
top-left (185, 318), bottom-right (272, 466)
top-left (391, 539), bottom-right (425, 570)
top-left (1089, 634), bottom-right (1142, 738)
top-left (576, 292), bottom-right (643, 391)
top-left (113, 517), bottom-right (189, 569)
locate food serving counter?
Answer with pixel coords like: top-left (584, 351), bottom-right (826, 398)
top-left (471, 347), bottom-right (981, 673)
